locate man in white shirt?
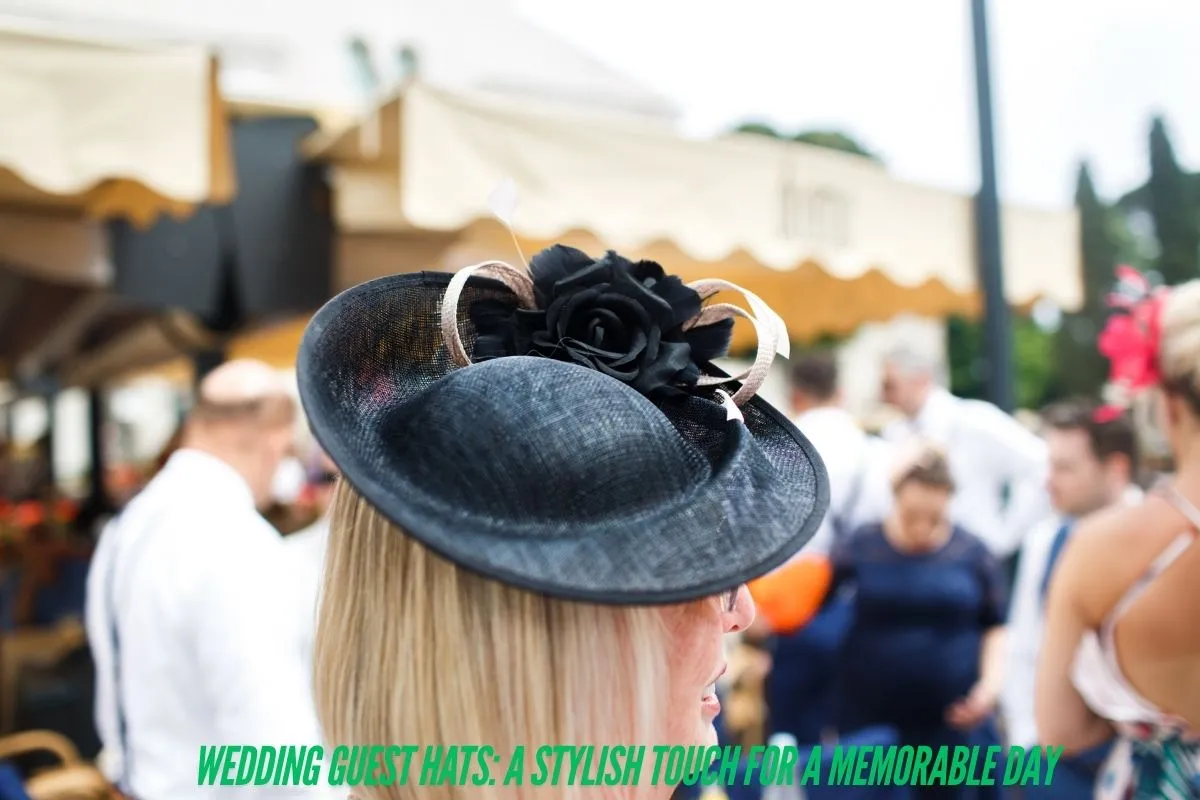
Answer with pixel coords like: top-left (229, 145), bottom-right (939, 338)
top-left (86, 359), bottom-right (336, 800)
top-left (1002, 399), bottom-right (1139, 751)
top-left (760, 352), bottom-right (893, 744)
top-left (879, 346), bottom-right (1051, 559)
top-left (791, 352), bottom-right (893, 555)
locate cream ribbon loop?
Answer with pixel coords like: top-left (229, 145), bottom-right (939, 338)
top-left (439, 265), bottom-right (791, 408)
top-left (687, 279), bottom-right (790, 406)
top-left (440, 261), bottom-right (537, 367)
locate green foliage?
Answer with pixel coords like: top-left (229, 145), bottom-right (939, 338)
top-left (734, 121), bottom-right (783, 139)
top-left (946, 316), bottom-right (983, 399)
top-left (792, 130), bottom-right (879, 161)
top-left (1015, 318), bottom-right (1059, 409)
top-left (1053, 162), bottom-right (1117, 398)
top-left (1108, 208), bottom-right (1151, 270)
top-left (732, 122), bottom-right (881, 163)
top-left (947, 315), bottom-right (1058, 410)
top-left (1075, 163), bottom-right (1119, 313)
top-left (1116, 170), bottom-right (1200, 214)
top-left (1148, 116), bottom-right (1200, 284)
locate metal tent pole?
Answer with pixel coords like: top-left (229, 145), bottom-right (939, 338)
top-left (971, 0), bottom-right (1015, 412)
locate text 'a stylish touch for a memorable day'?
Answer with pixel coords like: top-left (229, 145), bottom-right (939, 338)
top-left (196, 744), bottom-right (1065, 788)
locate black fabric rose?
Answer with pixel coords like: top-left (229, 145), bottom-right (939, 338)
top-left (470, 245), bottom-right (733, 399)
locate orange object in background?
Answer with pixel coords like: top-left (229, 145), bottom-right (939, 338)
top-left (747, 554), bottom-right (834, 635)
top-left (53, 498), bottom-right (78, 524)
top-left (13, 501), bottom-right (46, 530)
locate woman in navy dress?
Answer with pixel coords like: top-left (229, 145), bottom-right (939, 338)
top-left (831, 442), bottom-right (1008, 800)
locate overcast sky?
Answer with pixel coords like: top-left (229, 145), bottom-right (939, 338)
top-left (515, 0), bottom-right (1200, 210)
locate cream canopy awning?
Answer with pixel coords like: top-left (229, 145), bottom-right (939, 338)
top-left (0, 18), bottom-right (235, 228)
top-left (305, 82), bottom-right (1082, 339)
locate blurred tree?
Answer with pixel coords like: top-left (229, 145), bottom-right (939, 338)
top-left (1120, 170), bottom-right (1200, 211)
top-left (733, 122), bottom-right (881, 163)
top-left (947, 163), bottom-right (1115, 409)
top-left (1013, 317), bottom-right (1059, 409)
top-left (946, 315), bottom-right (985, 401)
top-left (735, 121), bottom-right (783, 139)
top-left (792, 130), bottom-right (879, 161)
top-left (1108, 205), bottom-right (1150, 269)
top-left (1075, 163), bottom-right (1122, 309)
top-left (1053, 162), bottom-right (1120, 397)
top-left (948, 315), bottom-right (1056, 409)
top-left (1148, 116), bottom-right (1200, 284)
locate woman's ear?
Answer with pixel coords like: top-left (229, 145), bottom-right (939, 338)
top-left (1163, 391), bottom-right (1188, 432)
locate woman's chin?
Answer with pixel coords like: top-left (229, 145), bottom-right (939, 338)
top-left (672, 722), bottom-right (720, 750)
top-left (695, 720), bottom-right (719, 749)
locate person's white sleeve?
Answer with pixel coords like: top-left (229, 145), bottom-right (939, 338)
top-left (85, 521), bottom-right (121, 781)
top-left (979, 408), bottom-right (1051, 557)
top-left (794, 426), bottom-right (841, 559)
top-left (191, 533), bottom-right (338, 800)
top-left (1001, 525), bottom-right (1049, 748)
top-left (854, 439), bottom-right (895, 528)
top-left (879, 419), bottom-right (908, 444)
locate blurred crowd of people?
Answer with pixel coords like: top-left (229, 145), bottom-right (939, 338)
top-left (1, 279), bottom-right (1197, 800)
top-left (725, 312), bottom-right (1193, 798)
top-left (68, 342), bottom-right (1173, 800)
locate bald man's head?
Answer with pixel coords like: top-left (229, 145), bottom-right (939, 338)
top-left (185, 359), bottom-right (298, 508)
top-left (200, 359), bottom-right (291, 403)
top-left (191, 359), bottom-right (297, 428)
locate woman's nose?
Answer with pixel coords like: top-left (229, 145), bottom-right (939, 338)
top-left (724, 585), bottom-right (756, 633)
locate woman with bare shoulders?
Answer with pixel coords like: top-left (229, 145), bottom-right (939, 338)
top-left (1038, 271), bottom-right (1200, 797)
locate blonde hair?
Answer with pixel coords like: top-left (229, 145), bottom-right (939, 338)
top-left (1159, 280), bottom-right (1200, 395)
top-left (314, 481), bottom-right (675, 800)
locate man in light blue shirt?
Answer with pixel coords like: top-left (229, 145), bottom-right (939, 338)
top-left (1003, 399), bottom-right (1139, 797)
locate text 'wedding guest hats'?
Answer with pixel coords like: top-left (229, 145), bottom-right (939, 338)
top-left (297, 244), bottom-right (830, 605)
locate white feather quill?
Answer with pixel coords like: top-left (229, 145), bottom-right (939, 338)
top-left (487, 178), bottom-right (528, 267)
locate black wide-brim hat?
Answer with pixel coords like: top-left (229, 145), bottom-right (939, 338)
top-left (298, 250), bottom-right (829, 605)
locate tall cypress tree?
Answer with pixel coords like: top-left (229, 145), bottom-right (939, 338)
top-left (1077, 163), bottom-right (1120, 313)
top-left (1148, 116), bottom-right (1200, 284)
top-left (1054, 162), bottom-right (1115, 396)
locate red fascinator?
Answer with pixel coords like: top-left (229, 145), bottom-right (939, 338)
top-left (1095, 266), bottom-right (1169, 422)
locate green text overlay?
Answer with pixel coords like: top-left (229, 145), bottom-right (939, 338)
top-left (197, 744), bottom-right (1063, 788)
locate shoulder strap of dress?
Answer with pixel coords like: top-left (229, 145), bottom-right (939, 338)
top-left (1154, 478), bottom-right (1200, 533)
top-left (1107, 480), bottom-right (1199, 624)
